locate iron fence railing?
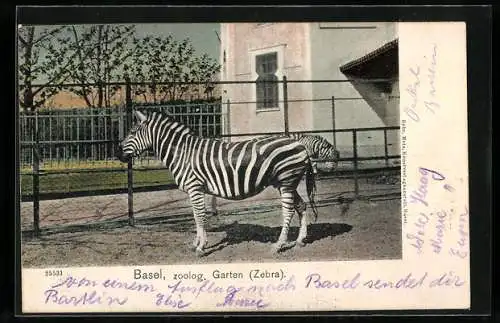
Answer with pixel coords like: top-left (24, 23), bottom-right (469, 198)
top-left (19, 77), bottom-right (401, 237)
top-left (19, 101), bottom-right (223, 168)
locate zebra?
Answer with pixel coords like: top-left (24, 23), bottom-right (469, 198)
top-left (206, 133), bottom-right (340, 216)
top-left (287, 133), bottom-right (340, 174)
top-left (116, 110), bottom-right (318, 256)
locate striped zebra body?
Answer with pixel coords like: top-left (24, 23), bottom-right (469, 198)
top-left (207, 133), bottom-right (340, 216)
top-left (171, 134), bottom-right (308, 199)
top-left (116, 110), bottom-right (318, 256)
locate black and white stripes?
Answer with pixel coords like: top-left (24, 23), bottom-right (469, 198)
top-left (288, 133), bottom-right (340, 173)
top-left (116, 110), bottom-right (318, 256)
top-left (206, 133), bottom-right (339, 216)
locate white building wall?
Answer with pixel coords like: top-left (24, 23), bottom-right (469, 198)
top-left (386, 79), bottom-right (400, 158)
top-left (220, 22), bottom-right (400, 163)
top-left (308, 22), bottom-right (398, 159)
top-left (219, 23), bottom-right (313, 141)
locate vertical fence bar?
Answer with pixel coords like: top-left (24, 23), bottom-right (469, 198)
top-left (49, 113), bottom-right (53, 161)
top-left (104, 109), bottom-right (108, 162)
top-left (32, 110), bottom-right (40, 237)
top-left (76, 113), bottom-right (80, 163)
top-left (55, 114), bottom-right (60, 165)
top-left (125, 77), bottom-right (135, 226)
top-left (91, 108), bottom-right (96, 161)
top-left (383, 128), bottom-right (389, 167)
top-left (282, 76), bottom-right (289, 136)
top-left (198, 102), bottom-right (203, 137)
top-left (64, 113), bottom-right (68, 165)
top-left (212, 102), bottom-right (216, 138)
top-left (353, 129), bottom-right (359, 198)
top-left (226, 99), bottom-right (231, 143)
top-left (331, 96), bottom-right (337, 147)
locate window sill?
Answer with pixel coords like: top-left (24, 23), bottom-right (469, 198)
top-left (256, 107), bottom-right (281, 113)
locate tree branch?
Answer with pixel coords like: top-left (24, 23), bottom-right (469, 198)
top-left (32, 26), bottom-right (66, 46)
top-left (67, 25), bottom-right (93, 108)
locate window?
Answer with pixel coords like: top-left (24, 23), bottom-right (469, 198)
top-left (255, 52), bottom-right (279, 109)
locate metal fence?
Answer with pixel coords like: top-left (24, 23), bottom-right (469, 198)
top-left (20, 77), bottom-right (401, 237)
top-left (19, 101), bottom-right (223, 169)
top-left (20, 107), bottom-right (123, 166)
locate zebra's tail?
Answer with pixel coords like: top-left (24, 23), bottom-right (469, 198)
top-left (305, 162), bottom-right (319, 222)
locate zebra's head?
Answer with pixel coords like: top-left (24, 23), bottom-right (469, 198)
top-left (116, 110), bottom-right (152, 163)
top-left (318, 140), bottom-right (340, 171)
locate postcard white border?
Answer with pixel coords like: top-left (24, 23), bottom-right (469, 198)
top-left (20, 21), bottom-right (470, 313)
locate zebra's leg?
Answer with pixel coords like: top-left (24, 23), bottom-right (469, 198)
top-left (312, 161), bottom-right (318, 174)
top-left (293, 191), bottom-right (308, 247)
top-left (188, 190), bottom-right (208, 256)
top-left (272, 188), bottom-right (296, 253)
top-left (206, 195), bottom-right (218, 216)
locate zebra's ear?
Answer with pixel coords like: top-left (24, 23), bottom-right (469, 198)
top-left (134, 110), bottom-right (147, 123)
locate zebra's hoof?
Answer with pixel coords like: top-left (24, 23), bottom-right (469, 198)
top-left (296, 240), bottom-right (306, 247)
top-left (272, 241), bottom-right (295, 254)
top-left (271, 243), bottom-right (284, 254)
top-left (195, 248), bottom-right (206, 257)
top-left (190, 241), bottom-right (201, 252)
top-left (285, 241), bottom-right (297, 249)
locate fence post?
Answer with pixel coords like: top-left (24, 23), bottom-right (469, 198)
top-left (331, 96), bottom-right (337, 147)
top-left (198, 102), bottom-right (203, 136)
top-left (226, 99), bottom-right (231, 143)
top-left (282, 76), bottom-right (289, 136)
top-left (91, 108), bottom-right (96, 160)
top-left (76, 112), bottom-right (80, 161)
top-left (125, 76), bottom-right (135, 226)
top-left (32, 110), bottom-right (40, 237)
top-left (383, 128), bottom-right (389, 167)
top-left (353, 129), bottom-right (359, 199)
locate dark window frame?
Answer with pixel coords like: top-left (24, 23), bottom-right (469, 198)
top-left (255, 52), bottom-right (279, 110)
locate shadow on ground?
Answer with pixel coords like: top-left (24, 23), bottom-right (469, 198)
top-left (24, 219), bottom-right (353, 261)
top-left (201, 221), bottom-right (353, 256)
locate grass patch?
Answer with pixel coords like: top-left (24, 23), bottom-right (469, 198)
top-left (21, 168), bottom-right (174, 196)
top-left (20, 159), bottom-right (161, 173)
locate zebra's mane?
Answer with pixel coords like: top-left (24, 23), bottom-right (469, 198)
top-left (293, 133), bottom-right (330, 144)
top-left (311, 135), bottom-right (330, 144)
top-left (142, 110), bottom-right (195, 134)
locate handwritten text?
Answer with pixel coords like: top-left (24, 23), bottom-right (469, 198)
top-left (404, 43), bottom-right (439, 122)
top-left (409, 167), bottom-right (446, 207)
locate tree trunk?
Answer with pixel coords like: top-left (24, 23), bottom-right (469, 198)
top-left (70, 26), bottom-right (93, 108)
top-left (22, 27), bottom-right (35, 112)
top-left (97, 25), bottom-right (104, 109)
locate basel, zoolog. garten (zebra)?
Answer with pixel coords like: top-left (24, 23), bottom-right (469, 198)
top-left (206, 133), bottom-right (340, 216)
top-left (116, 110), bottom-right (318, 256)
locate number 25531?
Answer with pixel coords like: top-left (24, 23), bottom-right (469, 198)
top-left (44, 270), bottom-right (63, 277)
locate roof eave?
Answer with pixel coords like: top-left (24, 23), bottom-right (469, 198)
top-left (340, 38), bottom-right (399, 74)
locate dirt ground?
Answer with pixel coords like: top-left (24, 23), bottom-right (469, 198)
top-left (21, 176), bottom-right (402, 267)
